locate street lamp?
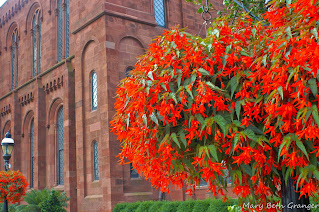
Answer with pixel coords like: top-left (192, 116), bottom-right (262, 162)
top-left (1, 131), bottom-right (14, 212)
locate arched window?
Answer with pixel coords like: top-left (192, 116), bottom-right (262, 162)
top-left (154, 0), bottom-right (166, 27)
top-left (30, 119), bottom-right (34, 188)
top-left (65, 0), bottom-right (69, 58)
top-left (57, 0), bottom-right (63, 61)
top-left (57, 107), bottom-right (64, 185)
top-left (93, 141), bottom-right (99, 180)
top-left (32, 9), bottom-right (41, 77)
top-left (125, 67), bottom-right (133, 77)
top-left (11, 28), bottom-right (18, 90)
top-left (91, 72), bottom-right (98, 111)
top-left (130, 163), bottom-right (139, 179)
top-left (57, 0), bottom-right (69, 61)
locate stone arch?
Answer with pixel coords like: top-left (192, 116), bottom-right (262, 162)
top-left (47, 97), bottom-right (63, 186)
top-left (48, 97), bottom-right (63, 125)
top-left (21, 110), bottom-right (34, 187)
top-left (2, 120), bottom-right (11, 138)
top-left (22, 110), bottom-right (34, 136)
top-left (6, 22), bottom-right (19, 49)
top-left (25, 2), bottom-right (43, 34)
top-left (116, 35), bottom-right (146, 51)
top-left (81, 39), bottom-right (102, 196)
top-left (117, 36), bottom-right (145, 80)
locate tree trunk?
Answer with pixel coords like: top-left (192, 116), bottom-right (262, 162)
top-left (281, 176), bottom-right (310, 212)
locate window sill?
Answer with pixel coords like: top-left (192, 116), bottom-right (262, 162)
top-left (53, 185), bottom-right (64, 191)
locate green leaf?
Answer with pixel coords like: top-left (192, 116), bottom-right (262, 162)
top-left (225, 45), bottom-right (232, 55)
top-left (191, 73), bottom-right (197, 82)
top-left (179, 131), bottom-right (187, 148)
top-left (142, 114), bottom-right (147, 126)
top-left (286, 26), bottom-right (292, 39)
top-left (295, 140), bottom-right (309, 160)
top-left (206, 81), bottom-right (223, 92)
top-left (198, 68), bottom-right (210, 76)
top-left (161, 134), bottom-right (170, 144)
top-left (244, 129), bottom-right (257, 141)
top-left (195, 114), bottom-right (204, 124)
top-left (212, 29), bottom-right (220, 38)
top-left (171, 133), bottom-right (181, 148)
top-left (313, 170), bottom-right (319, 181)
top-left (311, 28), bottom-right (318, 39)
top-left (240, 50), bottom-right (249, 56)
top-left (252, 28), bottom-right (256, 38)
top-left (169, 93), bottom-right (178, 104)
top-left (214, 115), bottom-right (227, 134)
top-left (308, 78), bottom-right (318, 96)
top-left (177, 75), bottom-right (182, 88)
top-left (147, 71), bottom-right (154, 80)
top-left (278, 137), bottom-right (290, 161)
top-left (197, 7), bottom-right (203, 13)
top-left (277, 86), bottom-right (284, 100)
top-left (150, 112), bottom-right (159, 125)
top-left (241, 164), bottom-right (252, 176)
top-left (208, 145), bottom-right (219, 161)
top-left (231, 133), bottom-right (240, 154)
top-left (262, 55), bottom-right (267, 66)
top-left (311, 105), bottom-right (319, 127)
top-left (310, 152), bottom-right (317, 167)
top-left (230, 76), bottom-right (238, 99)
top-left (186, 86), bottom-right (194, 99)
top-left (284, 168), bottom-right (292, 185)
top-left (235, 101), bottom-right (241, 120)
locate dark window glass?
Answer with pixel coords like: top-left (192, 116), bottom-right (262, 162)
top-left (38, 13), bottom-right (41, 74)
top-left (93, 142), bottom-right (99, 180)
top-left (199, 178), bottom-right (207, 186)
top-left (15, 29), bottom-right (18, 88)
top-left (92, 72), bottom-right (98, 110)
top-left (130, 163), bottom-right (139, 179)
top-left (125, 67), bottom-right (133, 77)
top-left (30, 119), bottom-right (34, 188)
top-left (57, 107), bottom-right (64, 185)
top-left (11, 31), bottom-right (15, 90)
top-left (154, 0), bottom-right (166, 27)
top-left (57, 0), bottom-right (63, 61)
top-left (32, 14), bottom-right (37, 77)
top-left (65, 0), bottom-right (69, 58)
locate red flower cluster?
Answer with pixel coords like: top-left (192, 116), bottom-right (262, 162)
top-left (0, 171), bottom-right (28, 203)
top-left (111, 0), bottom-right (319, 209)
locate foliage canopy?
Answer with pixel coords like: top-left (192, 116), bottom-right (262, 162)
top-left (111, 0), bottom-right (319, 208)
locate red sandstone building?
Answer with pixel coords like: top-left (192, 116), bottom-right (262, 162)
top-left (0, 0), bottom-right (223, 211)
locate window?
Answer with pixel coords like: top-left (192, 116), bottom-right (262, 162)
top-left (199, 178), bottom-right (207, 186)
top-left (32, 9), bottom-right (41, 77)
top-left (57, 107), bottom-right (64, 185)
top-left (154, 0), bottom-right (166, 27)
top-left (93, 141), bottom-right (99, 180)
top-left (57, 0), bottom-right (63, 61)
top-left (30, 119), bottom-right (34, 188)
top-left (130, 163), bottom-right (139, 179)
top-left (57, 0), bottom-right (69, 61)
top-left (125, 67), bottom-right (133, 77)
top-left (65, 0), bottom-right (69, 58)
top-left (91, 72), bottom-right (98, 110)
top-left (11, 28), bottom-right (18, 90)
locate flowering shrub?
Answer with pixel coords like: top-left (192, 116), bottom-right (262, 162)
top-left (0, 171), bottom-right (28, 203)
top-left (111, 0), bottom-right (319, 210)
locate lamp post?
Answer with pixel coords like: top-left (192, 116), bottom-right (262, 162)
top-left (1, 131), bottom-right (15, 212)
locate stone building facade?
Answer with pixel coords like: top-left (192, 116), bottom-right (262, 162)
top-left (0, 0), bottom-right (224, 211)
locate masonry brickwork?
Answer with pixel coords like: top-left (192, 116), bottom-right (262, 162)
top-left (0, 0), bottom-right (225, 211)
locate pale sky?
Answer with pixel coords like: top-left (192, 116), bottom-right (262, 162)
top-left (0, 0), bottom-right (7, 7)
